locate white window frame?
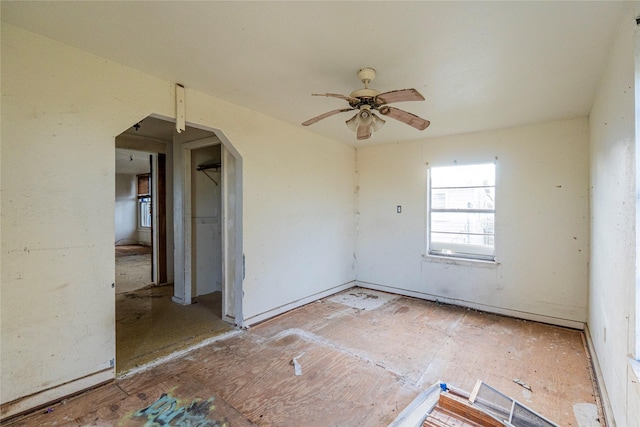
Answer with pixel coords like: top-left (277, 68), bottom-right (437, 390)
top-left (427, 163), bottom-right (496, 262)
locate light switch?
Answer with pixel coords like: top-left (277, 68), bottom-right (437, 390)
top-left (397, 205), bottom-right (402, 213)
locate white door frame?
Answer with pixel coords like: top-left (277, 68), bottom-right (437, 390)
top-left (150, 153), bottom-right (159, 285)
top-left (171, 127), bottom-right (244, 326)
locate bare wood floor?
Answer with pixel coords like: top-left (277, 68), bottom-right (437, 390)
top-left (6, 288), bottom-right (600, 427)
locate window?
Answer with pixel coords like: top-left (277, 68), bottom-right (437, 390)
top-left (428, 163), bottom-right (495, 261)
top-left (137, 174), bottom-right (151, 228)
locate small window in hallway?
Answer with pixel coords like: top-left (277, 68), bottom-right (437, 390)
top-left (137, 174), bottom-right (151, 228)
top-left (428, 163), bottom-right (495, 261)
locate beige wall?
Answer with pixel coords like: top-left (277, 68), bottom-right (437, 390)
top-left (588, 4), bottom-right (640, 425)
top-left (0, 25), bottom-right (356, 408)
top-left (356, 118), bottom-right (590, 328)
top-left (4, 9), bottom-right (639, 422)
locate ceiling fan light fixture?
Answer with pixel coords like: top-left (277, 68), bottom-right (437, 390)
top-left (346, 105), bottom-right (374, 132)
top-left (346, 113), bottom-right (359, 131)
top-left (371, 113), bottom-right (385, 132)
top-left (357, 105), bottom-right (373, 127)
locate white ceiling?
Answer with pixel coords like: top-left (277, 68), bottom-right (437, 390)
top-left (116, 149), bottom-right (151, 176)
top-left (1, 1), bottom-right (630, 146)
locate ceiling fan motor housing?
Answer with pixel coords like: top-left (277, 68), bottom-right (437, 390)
top-left (349, 88), bottom-right (380, 101)
top-left (356, 67), bottom-right (376, 85)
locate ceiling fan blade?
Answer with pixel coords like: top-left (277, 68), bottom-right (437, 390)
top-left (357, 124), bottom-right (372, 140)
top-left (302, 108), bottom-right (354, 126)
top-left (379, 106), bottom-right (430, 130)
top-left (375, 88), bottom-right (425, 105)
top-left (312, 93), bottom-right (360, 103)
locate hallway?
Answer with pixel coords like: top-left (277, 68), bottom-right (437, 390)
top-left (116, 285), bottom-right (233, 374)
top-left (115, 244), bottom-right (232, 374)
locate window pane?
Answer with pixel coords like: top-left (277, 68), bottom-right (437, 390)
top-left (431, 212), bottom-right (494, 236)
top-left (431, 232), bottom-right (494, 247)
top-left (430, 234), bottom-right (494, 259)
top-left (431, 187), bottom-right (495, 210)
top-left (139, 197), bottom-right (151, 228)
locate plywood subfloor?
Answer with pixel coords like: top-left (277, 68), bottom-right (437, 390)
top-left (7, 288), bottom-right (601, 427)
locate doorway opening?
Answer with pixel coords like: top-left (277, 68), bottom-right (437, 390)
top-left (115, 149), bottom-right (162, 293)
top-left (114, 116), bottom-right (241, 374)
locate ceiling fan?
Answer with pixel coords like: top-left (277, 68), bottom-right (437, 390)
top-left (301, 67), bottom-right (430, 140)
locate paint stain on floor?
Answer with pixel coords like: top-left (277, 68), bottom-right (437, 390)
top-left (123, 391), bottom-right (228, 427)
top-left (327, 288), bottom-right (399, 310)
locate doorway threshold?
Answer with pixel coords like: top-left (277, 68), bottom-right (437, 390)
top-left (118, 329), bottom-right (243, 379)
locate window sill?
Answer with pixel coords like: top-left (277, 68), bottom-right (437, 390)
top-left (423, 254), bottom-right (498, 268)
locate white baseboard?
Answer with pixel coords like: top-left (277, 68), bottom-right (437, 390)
top-left (1, 368), bottom-right (114, 421)
top-left (584, 324), bottom-right (616, 427)
top-left (355, 281), bottom-right (585, 330)
top-left (244, 281), bottom-right (355, 326)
